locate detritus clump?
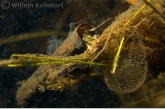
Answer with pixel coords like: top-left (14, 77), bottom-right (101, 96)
top-left (104, 40), bottom-right (148, 94)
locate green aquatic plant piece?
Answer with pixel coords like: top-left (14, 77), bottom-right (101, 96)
top-left (143, 0), bottom-right (165, 21)
top-left (0, 60), bottom-right (11, 67)
top-left (47, 83), bottom-right (61, 89)
top-left (7, 54), bottom-right (110, 67)
top-left (90, 72), bottom-right (103, 76)
top-left (0, 31), bottom-right (67, 45)
top-left (123, 0), bottom-right (150, 27)
top-left (111, 37), bottom-right (125, 74)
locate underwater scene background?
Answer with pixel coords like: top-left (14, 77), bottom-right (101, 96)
top-left (0, 0), bottom-right (165, 107)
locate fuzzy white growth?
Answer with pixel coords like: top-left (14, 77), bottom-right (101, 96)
top-left (46, 36), bottom-right (64, 55)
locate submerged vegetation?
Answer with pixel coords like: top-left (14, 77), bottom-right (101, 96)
top-left (0, 0), bottom-right (165, 107)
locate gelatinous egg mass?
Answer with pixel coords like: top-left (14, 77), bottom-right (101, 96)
top-left (104, 39), bottom-right (148, 94)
